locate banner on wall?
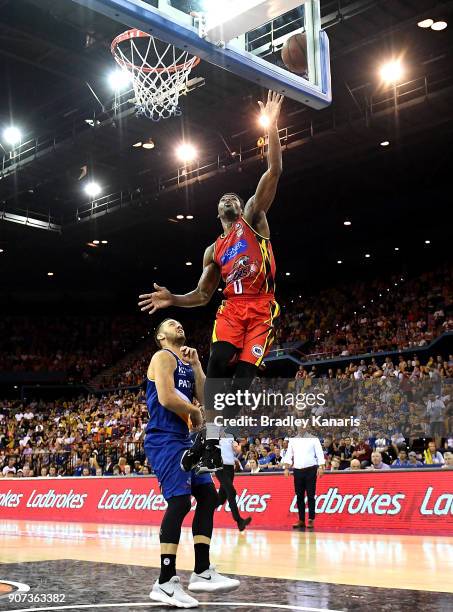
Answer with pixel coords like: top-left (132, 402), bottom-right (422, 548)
top-left (0, 472), bottom-right (452, 535)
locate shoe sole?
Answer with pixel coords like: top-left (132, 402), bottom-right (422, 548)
top-left (150, 590), bottom-right (198, 608)
top-left (188, 580), bottom-right (240, 593)
top-left (194, 464), bottom-right (223, 475)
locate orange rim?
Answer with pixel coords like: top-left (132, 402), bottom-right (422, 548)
top-left (111, 28), bottom-right (200, 74)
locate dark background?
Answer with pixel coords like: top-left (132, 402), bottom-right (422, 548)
top-left (0, 0), bottom-right (452, 314)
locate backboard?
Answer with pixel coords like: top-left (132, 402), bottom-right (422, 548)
top-left (71, 0), bottom-right (331, 109)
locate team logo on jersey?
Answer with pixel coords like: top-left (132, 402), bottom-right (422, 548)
top-left (252, 345), bottom-right (264, 358)
top-left (220, 239), bottom-right (247, 265)
top-left (226, 256), bottom-right (259, 285)
top-left (235, 222), bottom-right (244, 238)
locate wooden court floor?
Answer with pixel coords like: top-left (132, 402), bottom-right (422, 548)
top-left (0, 520), bottom-right (452, 611)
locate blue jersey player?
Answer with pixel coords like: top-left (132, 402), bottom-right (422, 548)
top-left (146, 318), bottom-right (240, 608)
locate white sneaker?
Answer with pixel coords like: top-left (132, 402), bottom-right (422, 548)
top-left (188, 565), bottom-right (240, 593)
top-left (150, 576), bottom-right (199, 608)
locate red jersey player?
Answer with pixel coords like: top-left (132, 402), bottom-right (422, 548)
top-left (139, 91), bottom-right (283, 474)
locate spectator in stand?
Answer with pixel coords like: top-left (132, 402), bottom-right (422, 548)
top-left (339, 437), bottom-right (355, 470)
top-left (258, 449), bottom-right (272, 469)
top-left (423, 441), bottom-right (445, 465)
top-left (247, 459), bottom-right (260, 474)
top-left (345, 459), bottom-right (362, 471)
top-left (442, 452), bottom-right (453, 468)
top-left (329, 457), bottom-right (341, 471)
top-left (408, 451), bottom-right (423, 467)
top-left (392, 450), bottom-right (411, 468)
top-left (133, 460), bottom-right (143, 474)
top-left (368, 451), bottom-right (391, 470)
top-left (270, 447), bottom-right (283, 468)
top-left (352, 438), bottom-right (372, 468)
top-left (2, 456), bottom-right (16, 476)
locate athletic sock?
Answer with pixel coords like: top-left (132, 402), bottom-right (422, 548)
top-left (159, 554), bottom-right (176, 584)
top-left (194, 543), bottom-right (210, 574)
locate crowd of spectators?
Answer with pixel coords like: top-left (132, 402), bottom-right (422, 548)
top-left (0, 316), bottom-right (148, 383)
top-left (1, 367), bottom-right (452, 478)
top-left (295, 353), bottom-right (453, 384)
top-left (1, 268), bottom-right (451, 390)
top-left (275, 267), bottom-right (453, 360)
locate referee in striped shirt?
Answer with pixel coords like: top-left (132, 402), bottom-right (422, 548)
top-left (283, 431), bottom-right (325, 530)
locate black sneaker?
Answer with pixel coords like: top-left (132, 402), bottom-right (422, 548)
top-left (194, 442), bottom-right (223, 474)
top-left (237, 517), bottom-right (252, 532)
top-left (181, 432), bottom-right (205, 472)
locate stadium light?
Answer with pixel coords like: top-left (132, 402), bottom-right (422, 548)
top-left (84, 182), bottom-right (102, 198)
top-left (0, 249), bottom-right (4, 253)
top-left (417, 19), bottom-right (433, 28)
top-left (108, 69), bottom-right (131, 91)
top-left (185, 261), bottom-right (193, 266)
top-left (365, 253), bottom-right (371, 258)
top-left (176, 143), bottom-right (197, 163)
top-left (142, 139), bottom-right (155, 150)
top-left (394, 247), bottom-right (399, 251)
top-left (337, 260), bottom-right (342, 264)
top-left (259, 114), bottom-right (270, 128)
top-left (93, 240), bottom-right (100, 245)
top-left (343, 220), bottom-right (352, 226)
top-left (379, 59), bottom-right (404, 84)
top-left (431, 21), bottom-right (447, 31)
top-left (176, 214), bottom-right (184, 220)
top-left (380, 141), bottom-right (390, 147)
top-left (47, 272), bottom-right (54, 277)
top-left (285, 272), bottom-right (291, 276)
top-left (186, 215), bottom-right (194, 220)
top-left (2, 126), bottom-right (22, 146)
top-left (101, 240), bottom-right (108, 244)
top-left (425, 239), bottom-right (431, 244)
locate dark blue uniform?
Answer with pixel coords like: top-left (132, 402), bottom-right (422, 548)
top-left (144, 349), bottom-right (211, 499)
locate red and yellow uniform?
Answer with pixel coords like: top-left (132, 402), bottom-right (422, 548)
top-left (212, 217), bottom-right (280, 365)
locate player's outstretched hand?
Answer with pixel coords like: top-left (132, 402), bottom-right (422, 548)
top-left (180, 346), bottom-right (201, 367)
top-left (258, 90), bottom-right (284, 126)
top-left (138, 283), bottom-right (173, 315)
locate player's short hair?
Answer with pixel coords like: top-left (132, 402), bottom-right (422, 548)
top-left (154, 318), bottom-right (173, 348)
top-left (220, 192), bottom-right (245, 209)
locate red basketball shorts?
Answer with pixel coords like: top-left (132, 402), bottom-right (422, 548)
top-left (211, 297), bottom-right (280, 366)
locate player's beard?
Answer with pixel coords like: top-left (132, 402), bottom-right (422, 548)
top-left (171, 331), bottom-right (186, 346)
top-left (222, 208), bottom-right (241, 224)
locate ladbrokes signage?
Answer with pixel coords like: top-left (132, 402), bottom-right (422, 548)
top-left (0, 472), bottom-right (452, 535)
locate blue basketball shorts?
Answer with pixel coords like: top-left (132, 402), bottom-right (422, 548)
top-left (144, 431), bottom-right (212, 500)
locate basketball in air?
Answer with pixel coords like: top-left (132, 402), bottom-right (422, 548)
top-left (281, 33), bottom-right (308, 75)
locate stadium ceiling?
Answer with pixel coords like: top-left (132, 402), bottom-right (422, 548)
top-left (0, 0), bottom-right (452, 294)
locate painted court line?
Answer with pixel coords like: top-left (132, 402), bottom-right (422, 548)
top-left (3, 601), bottom-right (343, 612)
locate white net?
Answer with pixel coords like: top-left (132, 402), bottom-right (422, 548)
top-left (112, 30), bottom-right (200, 121)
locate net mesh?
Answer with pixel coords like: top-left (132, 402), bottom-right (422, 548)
top-left (112, 31), bottom-right (199, 121)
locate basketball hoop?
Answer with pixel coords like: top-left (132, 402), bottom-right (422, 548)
top-left (111, 29), bottom-right (200, 121)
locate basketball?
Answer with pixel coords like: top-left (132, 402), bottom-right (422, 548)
top-left (281, 33), bottom-right (308, 75)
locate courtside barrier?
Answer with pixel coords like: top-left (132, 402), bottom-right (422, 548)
top-left (0, 471), bottom-right (452, 535)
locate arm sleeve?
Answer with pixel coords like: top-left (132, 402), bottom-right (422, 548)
top-left (285, 440), bottom-right (294, 466)
top-left (314, 438), bottom-right (326, 466)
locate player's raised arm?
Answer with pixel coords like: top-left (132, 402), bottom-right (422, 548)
top-left (150, 350), bottom-right (201, 421)
top-left (180, 345), bottom-right (206, 405)
top-left (244, 91), bottom-right (284, 225)
top-left (138, 244), bottom-right (221, 314)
